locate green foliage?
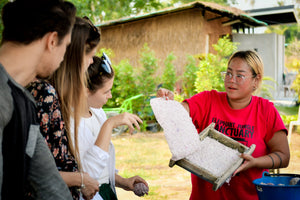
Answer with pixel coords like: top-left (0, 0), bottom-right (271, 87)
top-left (134, 44), bottom-right (160, 125)
top-left (161, 52), bottom-right (177, 91)
top-left (194, 35), bottom-right (238, 93)
top-left (281, 114), bottom-right (298, 126)
top-left (0, 0), bottom-right (10, 40)
top-left (70, 0), bottom-right (164, 23)
top-left (168, 0), bottom-right (232, 6)
top-left (107, 59), bottom-right (137, 108)
top-left (181, 55), bottom-right (198, 99)
top-left (174, 93), bottom-right (184, 102)
top-left (136, 43), bottom-right (159, 96)
top-left (284, 24), bottom-right (300, 44)
top-left (286, 39), bottom-right (300, 58)
top-left (277, 104), bottom-right (299, 126)
top-left (292, 73), bottom-right (300, 103)
top-left (258, 76), bottom-right (276, 99)
top-left (69, 0), bottom-right (233, 24)
top-left (212, 34), bottom-right (239, 58)
top-left (285, 39), bottom-right (300, 103)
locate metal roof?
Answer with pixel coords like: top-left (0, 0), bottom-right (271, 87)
top-left (245, 5), bottom-right (299, 25)
top-left (97, 1), bottom-right (267, 28)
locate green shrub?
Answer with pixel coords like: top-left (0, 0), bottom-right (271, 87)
top-left (161, 52), bottom-right (177, 91)
top-left (181, 55), bottom-right (198, 99)
top-left (194, 35), bottom-right (238, 93)
top-left (109, 59), bottom-right (137, 108)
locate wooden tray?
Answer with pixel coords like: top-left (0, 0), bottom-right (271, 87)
top-left (169, 123), bottom-right (256, 191)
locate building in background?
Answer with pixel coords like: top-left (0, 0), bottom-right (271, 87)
top-left (97, 1), bottom-right (299, 100)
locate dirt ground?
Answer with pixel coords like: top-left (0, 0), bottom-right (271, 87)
top-left (116, 131), bottom-right (300, 199)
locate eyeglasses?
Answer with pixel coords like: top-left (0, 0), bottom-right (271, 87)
top-left (101, 52), bottom-right (112, 74)
top-left (221, 71), bottom-right (255, 84)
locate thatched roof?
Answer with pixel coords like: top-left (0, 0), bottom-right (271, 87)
top-left (97, 1), bottom-right (267, 28)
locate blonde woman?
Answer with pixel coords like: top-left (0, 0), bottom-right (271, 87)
top-left (157, 50), bottom-right (290, 200)
top-left (28, 17), bottom-right (101, 200)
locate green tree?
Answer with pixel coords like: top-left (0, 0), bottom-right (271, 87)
top-left (107, 59), bottom-right (137, 108)
top-left (70, 0), bottom-right (164, 23)
top-left (161, 52), bottom-right (177, 91)
top-left (136, 43), bottom-right (159, 96)
top-left (195, 35), bottom-right (238, 93)
top-left (286, 39), bottom-right (300, 103)
top-left (69, 0), bottom-right (233, 23)
top-left (0, 0), bottom-right (9, 40)
top-left (168, 0), bottom-right (234, 6)
top-left (181, 55), bottom-right (198, 98)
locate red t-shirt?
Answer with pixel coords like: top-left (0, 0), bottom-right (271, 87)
top-left (185, 90), bottom-right (287, 200)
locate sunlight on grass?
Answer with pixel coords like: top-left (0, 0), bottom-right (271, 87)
top-left (112, 133), bottom-right (191, 200)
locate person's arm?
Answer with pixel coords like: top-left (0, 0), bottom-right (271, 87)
top-left (60, 171), bottom-right (99, 200)
top-left (157, 88), bottom-right (190, 114)
top-left (234, 130), bottom-right (290, 175)
top-left (28, 81), bottom-right (99, 199)
top-left (27, 129), bottom-right (73, 200)
top-left (94, 113), bottom-right (143, 152)
top-left (115, 173), bottom-right (148, 191)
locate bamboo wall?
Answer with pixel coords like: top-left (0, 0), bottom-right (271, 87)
top-left (98, 8), bottom-right (232, 77)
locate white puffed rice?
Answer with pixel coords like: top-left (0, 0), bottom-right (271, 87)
top-left (150, 98), bottom-right (201, 161)
top-left (150, 98), bottom-right (242, 177)
top-left (186, 137), bottom-right (241, 177)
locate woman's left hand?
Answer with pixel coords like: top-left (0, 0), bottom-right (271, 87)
top-left (233, 153), bottom-right (256, 176)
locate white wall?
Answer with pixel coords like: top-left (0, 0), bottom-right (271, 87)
top-left (232, 33), bottom-right (285, 99)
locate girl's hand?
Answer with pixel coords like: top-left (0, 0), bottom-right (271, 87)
top-left (81, 172), bottom-right (99, 200)
top-left (157, 88), bottom-right (174, 100)
top-left (116, 174), bottom-right (148, 191)
top-left (108, 113), bottom-right (143, 133)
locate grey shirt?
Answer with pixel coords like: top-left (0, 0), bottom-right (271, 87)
top-left (0, 64), bottom-right (72, 199)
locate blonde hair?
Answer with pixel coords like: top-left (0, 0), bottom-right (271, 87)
top-left (228, 50), bottom-right (264, 92)
top-left (50, 17), bottom-right (100, 169)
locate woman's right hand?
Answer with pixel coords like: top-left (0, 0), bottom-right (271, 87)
top-left (108, 113), bottom-right (143, 133)
top-left (157, 88), bottom-right (174, 100)
top-left (81, 172), bottom-right (99, 200)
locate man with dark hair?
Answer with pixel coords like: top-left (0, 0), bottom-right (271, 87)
top-left (0, 0), bottom-right (76, 199)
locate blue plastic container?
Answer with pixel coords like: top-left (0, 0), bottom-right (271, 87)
top-left (253, 172), bottom-right (300, 200)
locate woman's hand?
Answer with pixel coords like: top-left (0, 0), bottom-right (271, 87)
top-left (233, 154), bottom-right (257, 176)
top-left (81, 172), bottom-right (99, 200)
top-left (108, 112), bottom-right (143, 133)
top-left (157, 88), bottom-right (174, 100)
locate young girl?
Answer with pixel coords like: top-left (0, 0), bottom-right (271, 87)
top-left (75, 55), bottom-right (148, 200)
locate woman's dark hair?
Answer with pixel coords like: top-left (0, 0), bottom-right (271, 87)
top-left (1, 0), bottom-right (76, 44)
top-left (87, 56), bottom-right (114, 93)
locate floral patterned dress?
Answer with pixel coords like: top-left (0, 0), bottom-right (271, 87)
top-left (27, 80), bottom-right (79, 199)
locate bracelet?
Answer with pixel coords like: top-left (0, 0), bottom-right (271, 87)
top-left (80, 172), bottom-right (85, 189)
top-left (273, 152), bottom-right (282, 168)
top-left (268, 155), bottom-right (274, 169)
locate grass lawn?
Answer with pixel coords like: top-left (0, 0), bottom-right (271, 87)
top-left (113, 132), bottom-right (191, 200)
top-left (275, 105), bottom-right (299, 116)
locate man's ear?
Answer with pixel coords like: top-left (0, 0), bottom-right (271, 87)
top-left (45, 32), bottom-right (59, 51)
